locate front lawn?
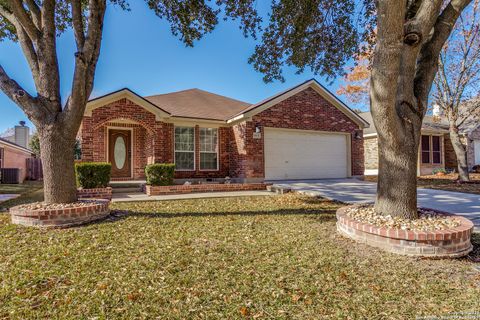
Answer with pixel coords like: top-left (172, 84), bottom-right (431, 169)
top-left (0, 181), bottom-right (44, 209)
top-left (0, 194), bottom-right (479, 319)
top-left (365, 173), bottom-right (480, 194)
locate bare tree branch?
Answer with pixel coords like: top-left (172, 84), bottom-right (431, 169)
top-left (0, 65), bottom-right (45, 121)
top-left (16, 26), bottom-right (39, 78)
top-left (37, 0), bottom-right (61, 111)
top-left (63, 0), bottom-right (107, 133)
top-left (7, 0), bottom-right (40, 41)
top-left (25, 0), bottom-right (41, 29)
top-left (414, 0), bottom-right (474, 108)
top-left (0, 4), bottom-right (40, 84)
top-left (71, 0), bottom-right (85, 50)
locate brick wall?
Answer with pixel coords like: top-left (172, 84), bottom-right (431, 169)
top-left (1, 144), bottom-right (31, 183)
top-left (363, 137), bottom-right (378, 170)
top-left (230, 88), bottom-right (365, 178)
top-left (145, 183), bottom-right (268, 195)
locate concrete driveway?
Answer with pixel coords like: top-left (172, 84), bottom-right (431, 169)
top-left (272, 179), bottom-right (480, 231)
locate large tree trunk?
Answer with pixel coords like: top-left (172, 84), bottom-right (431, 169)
top-left (369, 0), bottom-right (424, 219)
top-left (375, 130), bottom-right (420, 219)
top-left (449, 123), bottom-right (470, 181)
top-left (38, 125), bottom-right (78, 204)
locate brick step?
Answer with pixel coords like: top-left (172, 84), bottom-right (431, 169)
top-left (111, 187), bottom-right (142, 194)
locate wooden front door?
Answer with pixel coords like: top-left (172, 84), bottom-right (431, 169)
top-left (109, 129), bottom-right (132, 178)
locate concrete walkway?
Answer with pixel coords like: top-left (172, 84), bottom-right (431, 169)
top-left (112, 190), bottom-right (275, 202)
top-left (272, 179), bottom-right (480, 231)
top-left (0, 194), bottom-right (19, 203)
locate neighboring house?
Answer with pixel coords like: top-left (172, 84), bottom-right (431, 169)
top-left (361, 111), bottom-right (480, 176)
top-left (1, 121), bottom-right (32, 149)
top-left (79, 79), bottom-right (368, 182)
top-left (0, 137), bottom-right (33, 183)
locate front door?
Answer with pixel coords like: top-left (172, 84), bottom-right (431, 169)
top-left (109, 129), bottom-right (131, 178)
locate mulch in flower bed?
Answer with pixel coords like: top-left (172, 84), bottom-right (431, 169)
top-left (15, 200), bottom-right (103, 211)
top-left (344, 205), bottom-right (461, 232)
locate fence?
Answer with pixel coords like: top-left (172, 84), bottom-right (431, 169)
top-left (26, 158), bottom-right (43, 181)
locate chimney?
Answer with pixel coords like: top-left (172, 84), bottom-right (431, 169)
top-left (432, 104), bottom-right (442, 122)
top-left (14, 121), bottom-right (29, 148)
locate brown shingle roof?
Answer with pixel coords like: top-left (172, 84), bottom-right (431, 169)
top-left (145, 89), bottom-right (251, 121)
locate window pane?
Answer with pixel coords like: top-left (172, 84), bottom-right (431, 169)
top-left (200, 128), bottom-right (218, 152)
top-left (175, 127), bottom-right (194, 151)
top-left (200, 152), bottom-right (217, 170)
top-left (432, 151), bottom-right (441, 164)
top-left (421, 135), bottom-right (430, 152)
top-left (422, 151), bottom-right (430, 164)
top-left (175, 152), bottom-right (194, 170)
top-left (432, 136), bottom-right (440, 152)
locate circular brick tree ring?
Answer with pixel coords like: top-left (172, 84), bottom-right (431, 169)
top-left (10, 199), bottom-right (110, 228)
top-left (336, 205), bottom-right (474, 258)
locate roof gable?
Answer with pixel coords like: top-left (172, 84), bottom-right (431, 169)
top-left (227, 79), bottom-right (369, 128)
top-left (86, 89), bottom-right (171, 120)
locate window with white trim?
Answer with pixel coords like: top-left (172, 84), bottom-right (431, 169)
top-left (200, 128), bottom-right (218, 170)
top-left (174, 127), bottom-right (195, 170)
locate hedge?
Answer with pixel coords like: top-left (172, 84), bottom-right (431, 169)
top-left (145, 163), bottom-right (175, 186)
top-left (75, 162), bottom-right (112, 189)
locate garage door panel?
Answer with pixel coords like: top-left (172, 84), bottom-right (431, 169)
top-left (264, 129), bottom-right (348, 180)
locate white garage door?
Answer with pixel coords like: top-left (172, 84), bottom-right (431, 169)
top-left (264, 128), bottom-right (349, 180)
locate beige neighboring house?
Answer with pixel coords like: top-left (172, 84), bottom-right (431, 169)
top-left (360, 111), bottom-right (480, 176)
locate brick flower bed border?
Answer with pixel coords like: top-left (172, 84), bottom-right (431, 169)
top-left (77, 187), bottom-right (113, 200)
top-left (10, 199), bottom-right (110, 228)
top-left (144, 183), bottom-right (269, 196)
top-left (336, 205), bottom-right (474, 258)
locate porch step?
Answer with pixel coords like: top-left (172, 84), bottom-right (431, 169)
top-left (111, 187), bottom-right (142, 194)
top-left (109, 180), bottom-right (145, 194)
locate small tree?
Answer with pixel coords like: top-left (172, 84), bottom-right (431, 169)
top-left (29, 132), bottom-right (81, 159)
top-left (29, 132), bottom-right (40, 156)
top-left (337, 52), bottom-right (371, 105)
top-left (432, 0), bottom-right (480, 181)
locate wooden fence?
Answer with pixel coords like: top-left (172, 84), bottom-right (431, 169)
top-left (26, 158), bottom-right (43, 181)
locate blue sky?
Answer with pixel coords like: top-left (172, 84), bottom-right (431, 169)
top-left (0, 1), bottom-right (359, 133)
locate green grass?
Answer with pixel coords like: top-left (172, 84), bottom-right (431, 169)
top-left (0, 181), bottom-right (42, 195)
top-left (0, 194), bottom-right (479, 319)
top-left (0, 181), bottom-right (43, 209)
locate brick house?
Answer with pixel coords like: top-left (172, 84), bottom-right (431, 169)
top-left (79, 79), bottom-right (368, 182)
top-left (360, 111), bottom-right (480, 176)
top-left (0, 137), bottom-right (33, 183)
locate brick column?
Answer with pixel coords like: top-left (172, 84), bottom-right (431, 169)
top-left (80, 117), bottom-right (93, 161)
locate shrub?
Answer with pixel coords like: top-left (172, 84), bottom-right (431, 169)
top-left (145, 164), bottom-right (175, 186)
top-left (75, 162), bottom-right (112, 189)
top-left (432, 168), bottom-right (447, 175)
